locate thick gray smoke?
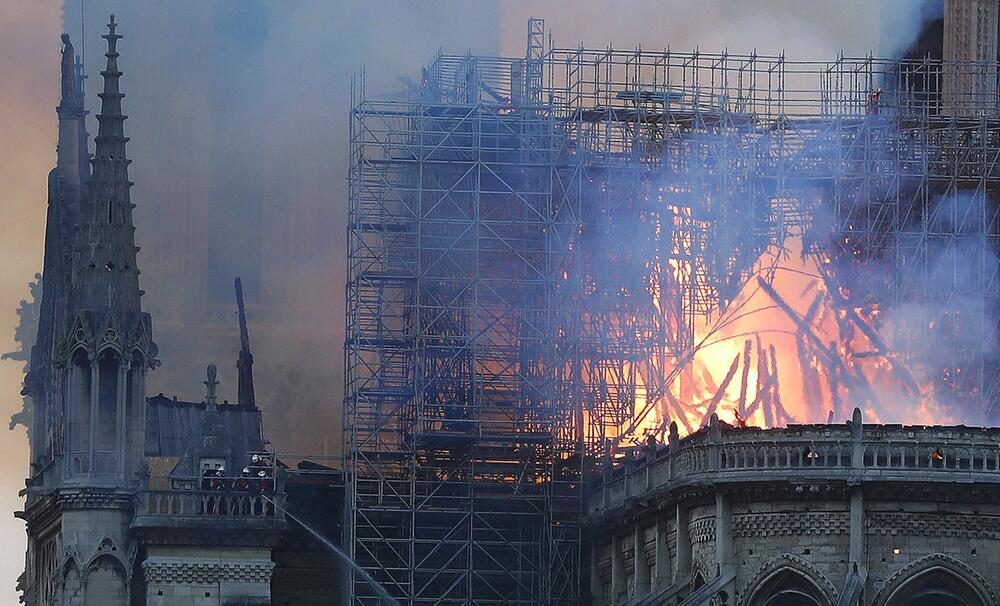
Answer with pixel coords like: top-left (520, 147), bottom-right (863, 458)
top-left (59, 0), bottom-right (500, 457)
top-left (49, 0), bottom-right (942, 457)
top-left (0, 2), bottom-right (942, 602)
top-left (502, 0), bottom-right (941, 60)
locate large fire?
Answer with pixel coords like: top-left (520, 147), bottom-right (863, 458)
top-left (626, 230), bottom-right (956, 444)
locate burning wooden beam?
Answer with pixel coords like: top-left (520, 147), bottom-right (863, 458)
top-left (664, 389), bottom-right (694, 434)
top-left (756, 276), bottom-right (881, 409)
top-left (769, 343), bottom-right (796, 424)
top-left (817, 268), bottom-right (922, 398)
top-left (797, 333), bottom-right (824, 421)
top-left (755, 336), bottom-right (773, 426)
top-left (797, 292), bottom-right (826, 421)
top-left (701, 353), bottom-right (741, 427)
top-left (825, 351), bottom-right (843, 419)
top-left (737, 339), bottom-right (752, 418)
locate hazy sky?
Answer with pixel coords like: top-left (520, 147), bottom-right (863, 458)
top-left (0, 1), bottom-right (932, 601)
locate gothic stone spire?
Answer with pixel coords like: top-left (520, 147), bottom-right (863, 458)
top-left (68, 15), bottom-right (155, 366)
top-left (23, 33), bottom-right (90, 461)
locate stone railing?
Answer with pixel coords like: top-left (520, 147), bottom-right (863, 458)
top-left (136, 473), bottom-right (286, 521)
top-left (138, 489), bottom-right (286, 519)
top-left (589, 408), bottom-right (1000, 516)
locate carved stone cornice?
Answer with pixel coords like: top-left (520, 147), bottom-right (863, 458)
top-left (868, 511), bottom-right (1000, 540)
top-left (733, 511), bottom-right (849, 538)
top-left (56, 489), bottom-right (134, 511)
top-left (143, 560), bottom-right (275, 585)
top-left (21, 494), bottom-right (59, 534)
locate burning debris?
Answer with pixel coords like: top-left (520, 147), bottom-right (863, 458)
top-left (347, 18), bottom-right (1000, 604)
top-left (620, 221), bottom-right (980, 447)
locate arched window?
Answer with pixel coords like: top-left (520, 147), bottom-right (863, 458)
top-left (748, 568), bottom-right (829, 606)
top-left (885, 569), bottom-right (989, 606)
top-left (84, 556), bottom-right (127, 606)
top-left (69, 349), bottom-right (92, 464)
top-left (95, 350), bottom-right (121, 455)
top-left (62, 561), bottom-right (82, 605)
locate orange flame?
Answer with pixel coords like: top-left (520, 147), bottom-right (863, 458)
top-left (626, 231), bottom-right (955, 445)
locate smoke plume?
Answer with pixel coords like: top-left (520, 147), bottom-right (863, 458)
top-left (0, 1), bottom-right (941, 602)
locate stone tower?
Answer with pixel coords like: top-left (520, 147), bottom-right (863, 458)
top-left (20, 21), bottom-right (286, 606)
top-left (19, 15), bottom-right (157, 605)
top-left (943, 0), bottom-right (1000, 116)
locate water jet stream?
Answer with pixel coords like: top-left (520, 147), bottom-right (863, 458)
top-left (261, 494), bottom-right (399, 605)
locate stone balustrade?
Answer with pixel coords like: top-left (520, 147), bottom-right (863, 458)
top-left (590, 409), bottom-right (1000, 517)
top-left (137, 488), bottom-right (286, 519)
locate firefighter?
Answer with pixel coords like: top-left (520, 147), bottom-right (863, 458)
top-left (257, 468), bottom-right (271, 493)
top-left (211, 465), bottom-right (227, 491)
top-left (237, 467), bottom-right (251, 491)
top-left (865, 88), bottom-right (881, 116)
top-left (200, 466), bottom-right (215, 491)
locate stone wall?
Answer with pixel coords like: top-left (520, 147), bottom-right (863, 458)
top-left (584, 412), bottom-right (1000, 605)
top-left (143, 546), bottom-right (274, 606)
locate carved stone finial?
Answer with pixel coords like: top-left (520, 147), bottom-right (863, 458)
top-left (668, 421), bottom-right (680, 452)
top-left (204, 363), bottom-right (219, 405)
top-left (851, 406), bottom-right (863, 440)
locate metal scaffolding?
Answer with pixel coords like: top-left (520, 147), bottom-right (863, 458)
top-left (346, 19), bottom-right (1000, 605)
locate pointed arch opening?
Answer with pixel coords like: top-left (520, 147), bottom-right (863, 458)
top-left (884, 567), bottom-right (990, 606)
top-left (95, 349), bottom-right (122, 472)
top-left (84, 554), bottom-right (127, 606)
top-left (62, 560), bottom-right (82, 605)
top-left (747, 567), bottom-right (831, 606)
top-left (69, 348), bottom-right (92, 473)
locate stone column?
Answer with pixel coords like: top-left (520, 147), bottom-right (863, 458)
top-left (849, 407), bottom-right (866, 575)
top-left (715, 492), bottom-right (734, 575)
top-left (675, 504), bottom-right (691, 580)
top-left (850, 407), bottom-right (863, 469)
top-left (668, 422), bottom-right (679, 480)
top-left (849, 485), bottom-right (865, 572)
top-left (63, 364), bottom-right (75, 478)
top-left (610, 535), bottom-right (625, 604)
top-left (116, 361), bottom-right (127, 476)
top-left (634, 525), bottom-right (650, 596)
top-left (654, 515), bottom-right (672, 589)
top-left (715, 490), bottom-right (737, 602)
top-left (130, 366), bottom-right (147, 466)
top-left (89, 358), bottom-right (99, 473)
